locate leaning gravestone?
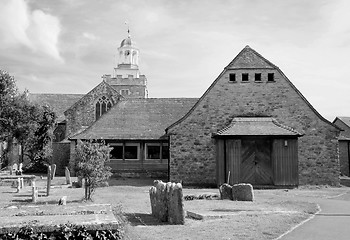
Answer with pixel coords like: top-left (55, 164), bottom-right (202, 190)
top-left (219, 183), bottom-right (233, 200)
top-left (232, 183), bottom-right (254, 201)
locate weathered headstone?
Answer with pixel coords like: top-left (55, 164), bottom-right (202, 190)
top-left (167, 182), bottom-right (185, 225)
top-left (58, 196), bottom-right (67, 205)
top-left (155, 180), bottom-right (168, 222)
top-left (149, 180), bottom-right (185, 225)
top-left (12, 163), bottom-right (18, 175)
top-left (219, 183), bottom-right (233, 200)
top-left (232, 183), bottom-right (254, 201)
top-left (149, 186), bottom-right (157, 217)
top-left (47, 166), bottom-right (51, 196)
top-left (51, 164), bottom-right (56, 180)
top-left (32, 186), bottom-right (38, 203)
top-left (65, 167), bottom-right (71, 185)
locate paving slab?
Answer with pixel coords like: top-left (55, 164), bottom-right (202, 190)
top-left (0, 203), bottom-right (120, 234)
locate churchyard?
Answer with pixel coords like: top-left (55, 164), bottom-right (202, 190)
top-left (0, 175), bottom-right (348, 239)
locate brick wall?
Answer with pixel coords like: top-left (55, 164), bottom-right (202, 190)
top-left (168, 68), bottom-right (340, 186)
top-left (64, 82), bottom-right (121, 137)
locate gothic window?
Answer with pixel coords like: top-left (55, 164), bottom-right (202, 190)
top-left (95, 96), bottom-right (113, 120)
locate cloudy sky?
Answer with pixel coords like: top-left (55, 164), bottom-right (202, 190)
top-left (0, 0), bottom-right (349, 121)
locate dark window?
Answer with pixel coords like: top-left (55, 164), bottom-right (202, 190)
top-left (255, 73), bottom-right (261, 81)
top-left (147, 145), bottom-right (161, 159)
top-left (124, 145), bottom-right (138, 159)
top-left (242, 73), bottom-right (249, 81)
top-left (229, 73), bottom-right (236, 82)
top-left (101, 102), bottom-right (107, 115)
top-left (110, 146), bottom-right (123, 159)
top-left (162, 145), bottom-right (169, 159)
top-left (95, 102), bottom-right (101, 120)
top-left (268, 73), bottom-right (275, 82)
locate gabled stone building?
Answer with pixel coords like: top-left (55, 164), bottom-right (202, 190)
top-left (166, 46), bottom-right (340, 186)
top-left (29, 35), bottom-right (341, 186)
top-left (333, 117), bottom-right (350, 176)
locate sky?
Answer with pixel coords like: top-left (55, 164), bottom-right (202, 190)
top-left (0, 0), bottom-right (349, 121)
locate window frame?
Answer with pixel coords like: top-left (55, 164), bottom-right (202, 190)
top-left (109, 143), bottom-right (140, 161)
top-left (242, 73), bottom-right (249, 82)
top-left (228, 73), bottom-right (236, 82)
top-left (255, 73), bottom-right (262, 82)
top-left (145, 143), bottom-right (169, 161)
top-left (268, 73), bottom-right (275, 82)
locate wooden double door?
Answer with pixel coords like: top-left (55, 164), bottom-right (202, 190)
top-left (240, 138), bottom-right (273, 185)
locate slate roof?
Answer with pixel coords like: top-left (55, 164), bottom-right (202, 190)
top-left (70, 98), bottom-right (198, 140)
top-left (214, 117), bottom-right (302, 137)
top-left (28, 93), bottom-right (85, 122)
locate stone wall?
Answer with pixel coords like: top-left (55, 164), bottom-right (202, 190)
top-left (168, 67), bottom-right (340, 186)
top-left (339, 141), bottom-right (350, 176)
top-left (64, 82), bottom-right (121, 137)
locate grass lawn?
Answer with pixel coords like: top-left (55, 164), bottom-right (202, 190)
top-left (1, 175), bottom-right (347, 239)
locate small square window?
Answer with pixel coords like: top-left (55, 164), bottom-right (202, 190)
top-left (268, 73), bottom-right (275, 82)
top-left (229, 73), bottom-right (236, 82)
top-left (242, 73), bottom-right (249, 82)
top-left (255, 73), bottom-right (261, 81)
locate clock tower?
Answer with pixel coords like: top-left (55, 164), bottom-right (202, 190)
top-left (103, 31), bottom-right (147, 98)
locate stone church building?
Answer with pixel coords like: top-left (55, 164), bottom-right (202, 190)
top-left (30, 33), bottom-right (341, 187)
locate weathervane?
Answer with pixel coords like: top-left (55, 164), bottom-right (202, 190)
top-left (125, 21), bottom-right (130, 37)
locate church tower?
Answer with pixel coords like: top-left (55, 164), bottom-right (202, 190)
top-left (103, 30), bottom-right (147, 98)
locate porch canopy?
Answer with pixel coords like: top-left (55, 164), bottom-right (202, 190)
top-left (213, 117), bottom-right (303, 187)
top-left (213, 117), bottom-right (303, 137)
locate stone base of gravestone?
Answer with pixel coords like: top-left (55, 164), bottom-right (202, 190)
top-left (219, 183), bottom-right (233, 200)
top-left (232, 183), bottom-right (254, 201)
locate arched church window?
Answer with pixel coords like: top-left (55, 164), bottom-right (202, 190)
top-left (95, 96), bottom-right (113, 120)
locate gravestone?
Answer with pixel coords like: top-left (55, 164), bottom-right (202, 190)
top-left (65, 167), bottom-right (71, 185)
top-left (167, 182), bottom-right (185, 225)
top-left (219, 183), bottom-right (233, 200)
top-left (58, 196), bottom-right (67, 205)
top-left (232, 183), bottom-right (254, 201)
top-left (47, 166), bottom-right (51, 196)
top-left (51, 164), bottom-right (56, 180)
top-left (32, 186), bottom-right (38, 203)
top-left (149, 180), bottom-right (185, 225)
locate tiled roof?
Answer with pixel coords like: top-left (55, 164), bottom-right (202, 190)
top-left (214, 117), bottom-right (302, 137)
top-left (28, 93), bottom-right (84, 122)
top-left (71, 98), bottom-right (198, 140)
top-left (336, 117), bottom-right (350, 128)
top-left (334, 117), bottom-right (350, 140)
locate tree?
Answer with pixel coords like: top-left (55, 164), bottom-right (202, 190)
top-left (0, 70), bottom-right (56, 169)
top-left (75, 140), bottom-right (112, 200)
